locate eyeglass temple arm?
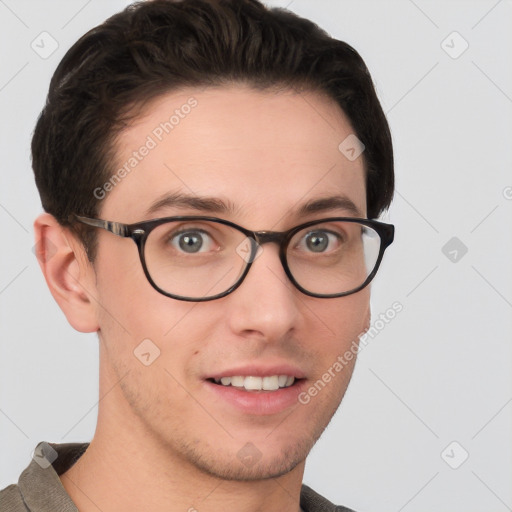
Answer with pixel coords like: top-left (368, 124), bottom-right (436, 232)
top-left (71, 215), bottom-right (129, 237)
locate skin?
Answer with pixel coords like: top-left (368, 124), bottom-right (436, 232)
top-left (34, 84), bottom-right (371, 512)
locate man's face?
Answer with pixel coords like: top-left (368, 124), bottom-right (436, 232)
top-left (89, 85), bottom-right (370, 480)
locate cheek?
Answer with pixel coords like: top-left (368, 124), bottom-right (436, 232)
top-left (301, 291), bottom-right (369, 396)
top-left (94, 258), bottom-right (212, 385)
top-left (309, 288), bottom-right (370, 345)
top-left (92, 245), bottom-right (173, 355)
top-left (94, 237), bottom-right (170, 332)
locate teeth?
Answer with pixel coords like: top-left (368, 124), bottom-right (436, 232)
top-left (231, 376), bottom-right (245, 387)
top-left (262, 376), bottom-right (279, 391)
top-left (278, 375), bottom-right (288, 387)
top-left (213, 375), bottom-right (296, 391)
top-left (244, 376), bottom-right (262, 390)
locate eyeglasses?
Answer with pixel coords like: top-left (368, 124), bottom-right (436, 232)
top-left (71, 214), bottom-right (394, 302)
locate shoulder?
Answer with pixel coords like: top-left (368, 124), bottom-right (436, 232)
top-left (0, 441), bottom-right (89, 512)
top-left (0, 483), bottom-right (28, 512)
top-left (301, 483), bottom-right (358, 512)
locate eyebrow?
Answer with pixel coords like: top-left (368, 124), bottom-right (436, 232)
top-left (144, 191), bottom-right (364, 218)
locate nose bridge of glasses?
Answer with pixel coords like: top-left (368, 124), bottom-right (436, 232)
top-left (252, 230), bottom-right (286, 247)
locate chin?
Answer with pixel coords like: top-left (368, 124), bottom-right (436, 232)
top-left (193, 442), bottom-right (310, 481)
top-left (171, 429), bottom-right (319, 482)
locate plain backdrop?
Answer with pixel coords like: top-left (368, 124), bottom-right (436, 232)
top-left (0, 1), bottom-right (511, 511)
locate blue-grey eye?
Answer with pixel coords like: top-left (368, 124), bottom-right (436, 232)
top-left (301, 230), bottom-right (340, 253)
top-left (171, 230), bottom-right (214, 253)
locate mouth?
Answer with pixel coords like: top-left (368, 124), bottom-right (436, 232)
top-left (204, 367), bottom-right (307, 415)
top-left (206, 375), bottom-right (301, 392)
top-left (203, 363), bottom-right (308, 415)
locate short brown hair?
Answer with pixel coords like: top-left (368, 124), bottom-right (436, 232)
top-left (32, 0), bottom-right (394, 261)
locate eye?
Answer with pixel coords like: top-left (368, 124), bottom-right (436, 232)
top-left (170, 229), bottom-right (216, 253)
top-left (299, 229), bottom-right (342, 253)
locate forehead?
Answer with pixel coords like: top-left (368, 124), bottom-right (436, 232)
top-left (101, 85), bottom-right (367, 226)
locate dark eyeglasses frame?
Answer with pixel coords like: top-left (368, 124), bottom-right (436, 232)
top-left (70, 214), bottom-right (395, 302)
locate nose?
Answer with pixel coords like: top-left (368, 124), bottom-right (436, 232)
top-left (225, 240), bottom-right (301, 340)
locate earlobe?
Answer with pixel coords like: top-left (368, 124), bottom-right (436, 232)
top-left (33, 213), bottom-right (99, 333)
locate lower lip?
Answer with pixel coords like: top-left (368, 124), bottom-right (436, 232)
top-left (204, 379), bottom-right (307, 415)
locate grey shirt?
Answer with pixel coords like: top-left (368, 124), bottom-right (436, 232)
top-left (0, 441), bottom-right (356, 512)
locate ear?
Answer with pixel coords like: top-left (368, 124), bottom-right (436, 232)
top-left (33, 213), bottom-right (99, 333)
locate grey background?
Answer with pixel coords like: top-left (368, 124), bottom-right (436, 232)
top-left (1, 1), bottom-right (511, 511)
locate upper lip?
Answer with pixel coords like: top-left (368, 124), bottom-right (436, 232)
top-left (206, 363), bottom-right (306, 380)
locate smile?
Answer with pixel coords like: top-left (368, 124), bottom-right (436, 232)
top-left (211, 375), bottom-right (296, 391)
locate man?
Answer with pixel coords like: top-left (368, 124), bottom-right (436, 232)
top-left (0, 0), bottom-right (394, 510)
